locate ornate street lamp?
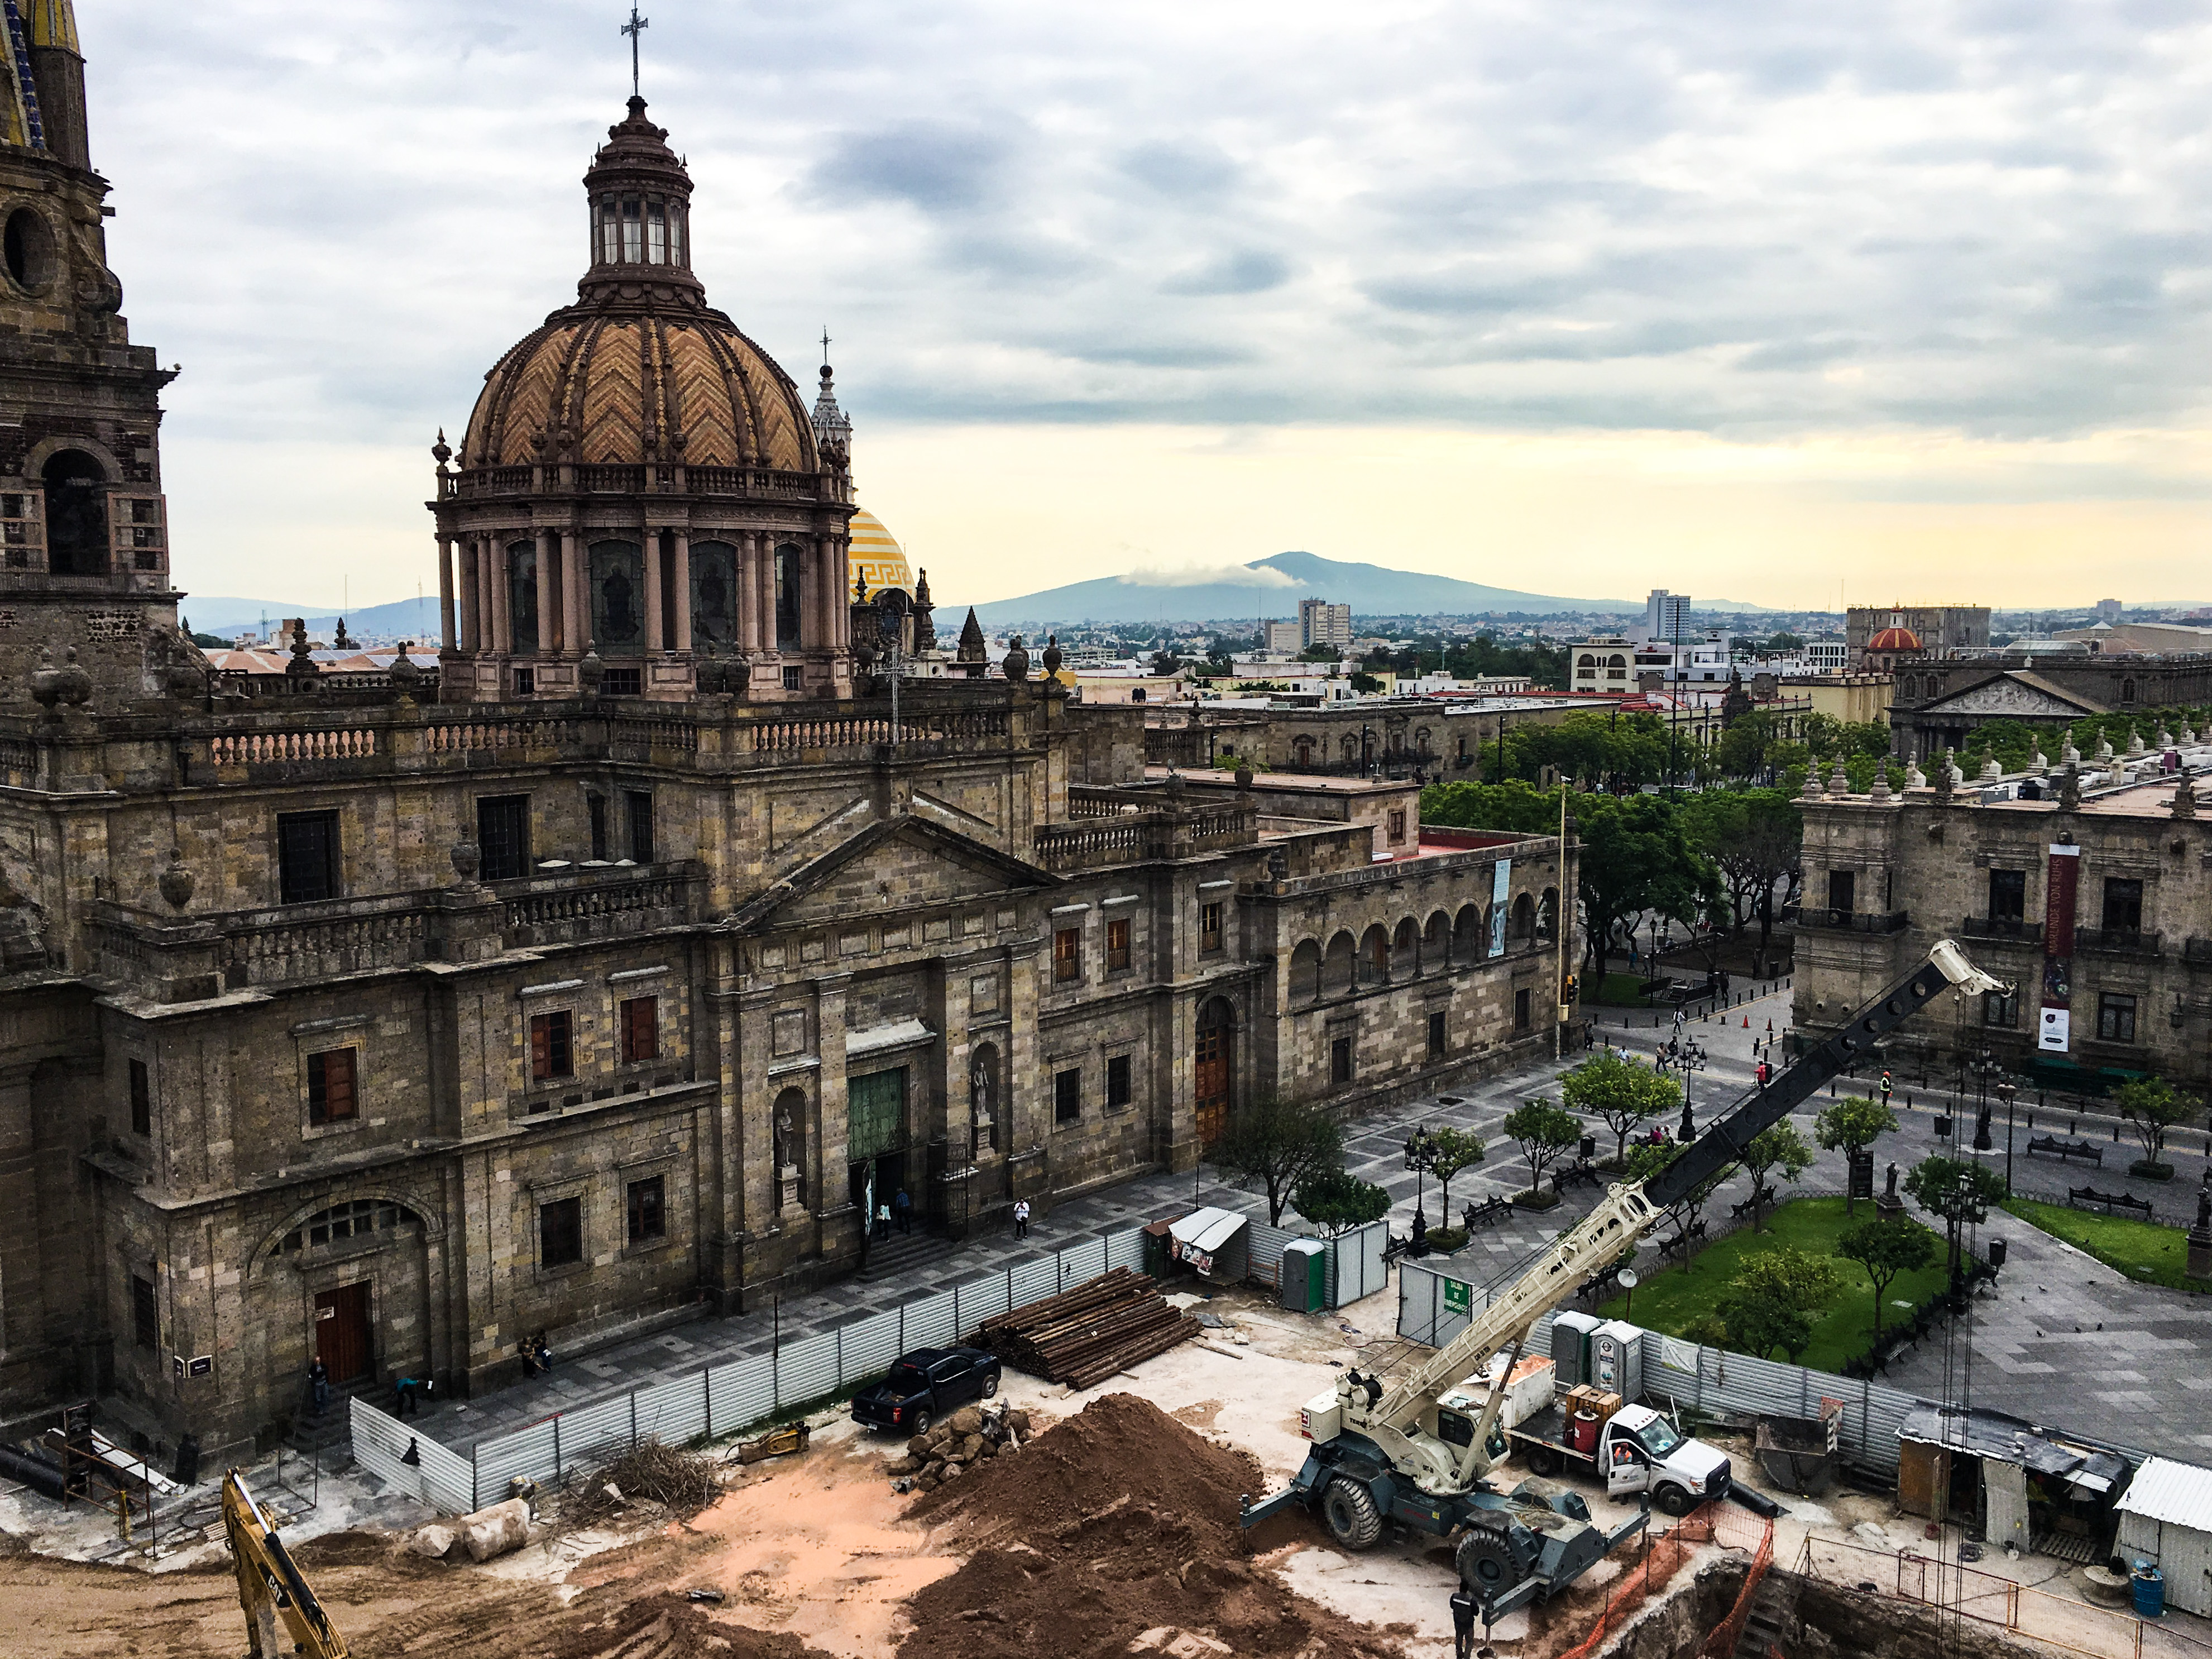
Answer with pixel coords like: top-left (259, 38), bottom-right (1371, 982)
top-left (1403, 1126), bottom-right (1440, 1255)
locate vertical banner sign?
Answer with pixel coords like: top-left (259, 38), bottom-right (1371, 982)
top-left (2039, 843), bottom-right (2079, 1052)
top-left (1489, 859), bottom-right (1512, 958)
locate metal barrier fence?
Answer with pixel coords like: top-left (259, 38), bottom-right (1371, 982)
top-left (354, 1226), bottom-right (1148, 1515)
top-left (1327, 1219), bottom-right (1390, 1307)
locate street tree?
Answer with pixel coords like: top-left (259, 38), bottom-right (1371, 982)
top-left (1561, 1049), bottom-right (1680, 1166)
top-left (1624, 1140), bottom-right (1735, 1263)
top-left (1425, 1126), bottom-right (1488, 1220)
top-left (1813, 1096), bottom-right (1899, 1215)
top-left (1205, 1095), bottom-right (1344, 1225)
top-left (1501, 1098), bottom-right (1582, 1200)
top-left (2114, 1077), bottom-right (2199, 1177)
top-left (1716, 1246), bottom-right (1842, 1362)
top-left (1903, 1155), bottom-right (2010, 1285)
top-left (1738, 1122), bottom-right (1814, 1233)
top-left (1290, 1166), bottom-right (1392, 1235)
top-left (1836, 1218), bottom-right (1937, 1349)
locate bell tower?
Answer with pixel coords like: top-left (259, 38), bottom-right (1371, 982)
top-left (0, 0), bottom-right (183, 702)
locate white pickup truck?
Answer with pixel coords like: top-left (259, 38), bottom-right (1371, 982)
top-left (1436, 1384), bottom-right (1732, 1517)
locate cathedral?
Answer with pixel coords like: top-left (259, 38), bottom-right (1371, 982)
top-left (0, 12), bottom-right (1576, 1463)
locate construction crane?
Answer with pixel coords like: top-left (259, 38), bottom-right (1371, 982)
top-left (223, 1469), bottom-right (350, 1659)
top-left (1243, 939), bottom-right (2009, 1620)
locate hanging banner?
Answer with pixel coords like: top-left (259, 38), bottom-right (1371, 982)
top-left (2039, 843), bottom-right (2079, 1052)
top-left (1489, 859), bottom-right (1511, 958)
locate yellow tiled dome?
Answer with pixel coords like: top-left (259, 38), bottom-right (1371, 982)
top-left (848, 508), bottom-right (911, 596)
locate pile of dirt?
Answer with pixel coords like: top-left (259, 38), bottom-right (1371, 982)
top-left (901, 1392), bottom-right (1405, 1659)
top-left (397, 1585), bottom-right (838, 1659)
top-left (889, 1401), bottom-right (1034, 1490)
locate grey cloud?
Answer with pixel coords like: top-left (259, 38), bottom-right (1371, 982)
top-left (807, 121), bottom-right (1013, 213)
top-left (1160, 249), bottom-right (1291, 296)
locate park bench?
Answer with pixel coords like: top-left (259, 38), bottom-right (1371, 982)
top-left (2067, 1185), bottom-right (2154, 1221)
top-left (1578, 1262), bottom-right (1627, 1306)
top-left (1729, 1185), bottom-right (1778, 1222)
top-left (1654, 1219), bottom-right (1710, 1262)
top-left (1463, 1194), bottom-right (1513, 1232)
top-left (2027, 1135), bottom-right (2104, 1166)
top-left (1552, 1160), bottom-right (1602, 1194)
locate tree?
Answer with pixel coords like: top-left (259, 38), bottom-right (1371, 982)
top-left (1679, 789), bottom-right (1803, 973)
top-left (1205, 1095), bottom-right (1345, 1225)
top-left (1813, 1096), bottom-right (1899, 1215)
top-left (1716, 1246), bottom-right (1842, 1361)
top-left (1624, 1139), bottom-right (1735, 1262)
top-left (1903, 1154), bottom-right (2010, 1287)
top-left (1151, 649), bottom-right (1181, 675)
top-left (1290, 1166), bottom-right (1392, 1235)
top-left (1425, 1126), bottom-right (1488, 1218)
top-left (1501, 1098), bottom-right (1581, 1198)
top-left (2114, 1077), bottom-right (2198, 1176)
top-left (1836, 1218), bottom-right (1936, 1349)
top-left (1350, 672), bottom-right (1384, 694)
top-left (1561, 1050), bottom-right (1680, 1166)
top-left (1738, 1122), bottom-right (1813, 1232)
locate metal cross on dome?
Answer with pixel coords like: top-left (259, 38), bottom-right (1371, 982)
top-left (621, 4), bottom-right (649, 97)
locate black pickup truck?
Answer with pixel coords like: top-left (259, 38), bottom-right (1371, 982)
top-left (850, 1345), bottom-right (1001, 1436)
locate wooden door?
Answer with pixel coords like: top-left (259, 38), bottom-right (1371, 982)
top-left (314, 1281), bottom-right (374, 1384)
top-left (1195, 1017), bottom-right (1231, 1146)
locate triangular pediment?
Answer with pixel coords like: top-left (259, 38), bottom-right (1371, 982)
top-left (730, 814), bottom-right (1058, 932)
top-left (1917, 672), bottom-right (2105, 720)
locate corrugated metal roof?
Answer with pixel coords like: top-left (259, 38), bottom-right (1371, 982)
top-left (2116, 1457), bottom-right (2212, 1532)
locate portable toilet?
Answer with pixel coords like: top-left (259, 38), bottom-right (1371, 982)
top-left (1281, 1240), bottom-right (1327, 1312)
top-left (1589, 1319), bottom-right (1644, 1403)
top-left (1552, 1311), bottom-right (1602, 1387)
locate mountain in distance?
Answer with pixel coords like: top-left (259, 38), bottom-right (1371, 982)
top-left (965, 551), bottom-right (1771, 627)
top-left (179, 594), bottom-right (447, 642)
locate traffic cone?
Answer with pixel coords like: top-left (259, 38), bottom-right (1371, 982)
top-left (1742, 1015), bottom-right (1750, 1028)
top-left (1766, 1019), bottom-right (1775, 1035)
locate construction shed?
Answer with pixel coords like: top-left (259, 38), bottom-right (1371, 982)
top-left (2115, 1457), bottom-right (2212, 1616)
top-left (1897, 1404), bottom-right (2129, 1561)
top-left (1167, 1207), bottom-right (1250, 1283)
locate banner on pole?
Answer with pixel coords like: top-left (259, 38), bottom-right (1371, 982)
top-left (1489, 859), bottom-right (1511, 958)
top-left (2039, 842), bottom-right (2079, 1052)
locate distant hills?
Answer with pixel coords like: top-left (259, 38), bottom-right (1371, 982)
top-left (965, 551), bottom-right (1770, 627)
top-left (181, 594), bottom-right (446, 643)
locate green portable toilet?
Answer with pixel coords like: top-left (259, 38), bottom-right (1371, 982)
top-left (1281, 1240), bottom-right (1327, 1312)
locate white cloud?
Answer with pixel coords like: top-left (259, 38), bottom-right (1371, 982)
top-left (1116, 561), bottom-right (1296, 589)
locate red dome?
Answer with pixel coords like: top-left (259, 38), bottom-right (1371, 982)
top-left (1868, 627), bottom-right (1923, 652)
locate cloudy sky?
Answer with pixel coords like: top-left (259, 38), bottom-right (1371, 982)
top-left (84, 0), bottom-right (2212, 611)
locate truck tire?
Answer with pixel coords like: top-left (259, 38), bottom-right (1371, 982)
top-left (1457, 1529), bottom-right (1515, 1595)
top-left (980, 1370), bottom-right (1000, 1398)
top-left (1320, 1478), bottom-right (1382, 1549)
top-left (1526, 1445), bottom-right (1561, 1477)
top-left (907, 1409), bottom-right (932, 1440)
top-left (1654, 1483), bottom-right (1693, 1517)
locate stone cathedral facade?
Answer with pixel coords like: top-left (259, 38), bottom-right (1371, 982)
top-left (0, 23), bottom-right (1577, 1462)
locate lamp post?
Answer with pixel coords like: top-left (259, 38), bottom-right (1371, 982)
top-left (1999, 1080), bottom-right (2019, 1193)
top-left (1403, 1126), bottom-right (1439, 1256)
top-left (1969, 1047), bottom-right (2002, 1153)
top-left (1660, 1036), bottom-right (1709, 1140)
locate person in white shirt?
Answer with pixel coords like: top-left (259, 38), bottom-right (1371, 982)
top-left (1013, 1198), bottom-right (1031, 1240)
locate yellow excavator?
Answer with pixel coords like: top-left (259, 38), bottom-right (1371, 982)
top-left (222, 1469), bottom-right (349, 1658)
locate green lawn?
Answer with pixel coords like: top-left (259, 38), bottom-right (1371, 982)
top-left (2002, 1197), bottom-right (2209, 1294)
top-left (1591, 972), bottom-right (1656, 1006)
top-left (1593, 1196), bottom-right (1955, 1374)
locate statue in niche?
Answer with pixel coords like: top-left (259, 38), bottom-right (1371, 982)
top-left (599, 568), bottom-right (639, 644)
top-left (970, 1054), bottom-right (997, 1153)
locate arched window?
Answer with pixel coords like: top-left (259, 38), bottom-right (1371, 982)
top-left (1608, 654), bottom-right (1627, 669)
top-left (1360, 924), bottom-right (1390, 986)
top-left (270, 1198), bottom-right (423, 1258)
top-left (1511, 893), bottom-right (1536, 943)
top-left (1454, 904), bottom-right (1483, 960)
top-left (1291, 939), bottom-right (1323, 1002)
top-left (1392, 917), bottom-right (1419, 976)
top-left (1132, 687), bottom-right (1146, 703)
top-left (690, 540), bottom-right (739, 647)
top-left (1340, 735), bottom-right (1359, 766)
top-left (1294, 735), bottom-right (1315, 767)
top-left (1425, 910), bottom-right (1451, 964)
top-left (774, 543), bottom-right (806, 649)
top-left (589, 539), bottom-right (644, 656)
top-left (43, 449), bottom-right (106, 576)
top-left (1195, 999), bottom-right (1234, 1145)
top-left (1416, 728), bottom-right (1433, 756)
top-left (2122, 679), bottom-right (2138, 704)
top-left (1538, 887), bottom-right (1559, 943)
top-left (1578, 654), bottom-right (1597, 669)
top-left (1323, 931), bottom-right (1356, 995)
top-left (507, 538), bottom-right (540, 654)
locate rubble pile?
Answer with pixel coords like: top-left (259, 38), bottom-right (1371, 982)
top-left (978, 1268), bottom-right (1198, 1387)
top-left (897, 1392), bottom-right (1405, 1659)
top-left (885, 1400), bottom-right (1032, 1492)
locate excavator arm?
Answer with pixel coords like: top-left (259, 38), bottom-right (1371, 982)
top-left (223, 1469), bottom-right (349, 1659)
top-left (1334, 938), bottom-right (2007, 1494)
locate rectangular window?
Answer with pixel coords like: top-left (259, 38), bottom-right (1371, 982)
top-left (646, 198), bottom-right (668, 264)
top-left (132, 1274), bottom-right (157, 1351)
top-left (774, 544), bottom-right (803, 650)
top-left (530, 1010), bottom-right (574, 1081)
top-left (602, 666), bottom-right (643, 697)
top-left (626, 790), bottom-right (654, 863)
top-left (1054, 1068), bottom-right (1081, 1123)
top-left (539, 1196), bottom-right (583, 1268)
top-left (1827, 868), bottom-right (1856, 915)
top-left (2097, 992), bottom-right (2137, 1043)
top-left (781, 664), bottom-right (802, 691)
top-left (620, 996), bottom-right (659, 1064)
top-left (1515, 987), bottom-right (1533, 1030)
top-left (620, 194), bottom-right (642, 262)
top-left (626, 1174), bottom-right (666, 1244)
top-left (1200, 902), bottom-right (1224, 954)
top-left (1106, 1054), bottom-right (1132, 1109)
top-left (308, 1048), bottom-right (358, 1125)
top-left (1106, 917), bottom-right (1131, 972)
top-left (128, 1058), bottom-right (150, 1137)
top-left (2102, 877), bottom-right (2143, 933)
top-left (1989, 868), bottom-right (2027, 924)
top-left (588, 794), bottom-right (608, 862)
top-left (277, 810), bottom-right (339, 905)
top-left (477, 794), bottom-right (531, 882)
top-left (1983, 989), bottom-right (2019, 1028)
top-left (1387, 810), bottom-right (1407, 845)
top-left (1330, 1035), bottom-right (1353, 1086)
top-left (599, 198), bottom-right (620, 264)
top-left (1054, 927), bottom-right (1081, 983)
top-left (1428, 1010), bottom-right (1447, 1060)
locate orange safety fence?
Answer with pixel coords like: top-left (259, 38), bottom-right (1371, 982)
top-left (1555, 1503), bottom-right (1772, 1659)
top-left (1702, 1508), bottom-right (1776, 1658)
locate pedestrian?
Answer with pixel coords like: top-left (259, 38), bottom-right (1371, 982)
top-left (394, 1374), bottom-right (421, 1418)
top-left (1449, 1586), bottom-right (1479, 1659)
top-left (875, 1201), bottom-right (891, 1240)
top-left (892, 1188), bottom-right (912, 1236)
top-left (1720, 969), bottom-right (1732, 997)
top-left (307, 1355), bottom-right (329, 1416)
top-left (1013, 1197), bottom-right (1031, 1240)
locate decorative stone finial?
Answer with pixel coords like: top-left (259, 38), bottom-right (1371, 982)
top-left (1802, 764), bottom-right (1825, 800)
top-left (1828, 755), bottom-right (1851, 796)
top-left (1870, 759), bottom-right (1892, 802)
top-left (1040, 634), bottom-right (1064, 677)
top-left (285, 620), bottom-right (319, 680)
top-left (430, 428), bottom-right (452, 468)
top-left (2029, 743), bottom-right (2048, 776)
top-left (1904, 757), bottom-right (1927, 790)
top-left (695, 640), bottom-right (725, 695)
top-left (27, 644), bottom-right (63, 712)
top-left (1980, 745), bottom-right (2002, 781)
top-left (2095, 728), bottom-right (2114, 762)
top-left (1002, 634), bottom-right (1031, 683)
top-left (450, 840), bottom-right (482, 887)
top-left (55, 647), bottom-right (91, 707)
top-left (578, 640), bottom-right (605, 696)
top-left (2174, 773), bottom-right (2198, 820)
top-left (1235, 760), bottom-right (1255, 790)
top-left (2185, 723), bottom-right (2200, 747)
top-left (2060, 726), bottom-right (2080, 765)
top-left (157, 849), bottom-right (194, 912)
top-left (2058, 763), bottom-right (2081, 811)
top-left (2127, 727), bottom-right (2146, 759)
top-left (955, 607), bottom-right (987, 666)
top-left (2157, 726), bottom-right (2175, 750)
top-left (1934, 749), bottom-right (1956, 801)
top-left (389, 642), bottom-right (422, 697)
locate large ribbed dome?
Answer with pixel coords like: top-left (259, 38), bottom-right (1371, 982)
top-left (463, 313), bottom-right (815, 471)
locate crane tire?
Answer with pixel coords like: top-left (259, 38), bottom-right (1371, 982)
top-left (1457, 1528), bottom-right (1515, 1594)
top-left (1655, 1484), bottom-right (1694, 1517)
top-left (1320, 1477), bottom-right (1383, 1549)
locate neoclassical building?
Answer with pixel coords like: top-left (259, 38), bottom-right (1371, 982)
top-left (0, 38), bottom-right (1577, 1464)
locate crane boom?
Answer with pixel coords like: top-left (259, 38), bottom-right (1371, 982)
top-left (1333, 938), bottom-right (2007, 1495)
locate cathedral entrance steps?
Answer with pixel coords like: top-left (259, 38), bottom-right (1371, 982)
top-left (855, 1230), bottom-right (964, 1284)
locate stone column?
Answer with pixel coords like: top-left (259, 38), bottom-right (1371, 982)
top-left (673, 530), bottom-right (692, 651)
top-left (644, 528), bottom-right (665, 653)
top-left (534, 529), bottom-right (557, 654)
top-left (759, 534), bottom-right (779, 652)
top-left (437, 534), bottom-right (457, 651)
top-left (736, 530), bottom-right (759, 653)
top-left (491, 535), bottom-right (514, 654)
top-left (815, 536), bottom-right (837, 650)
top-left (458, 541), bottom-right (479, 651)
top-left (563, 530), bottom-right (587, 654)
